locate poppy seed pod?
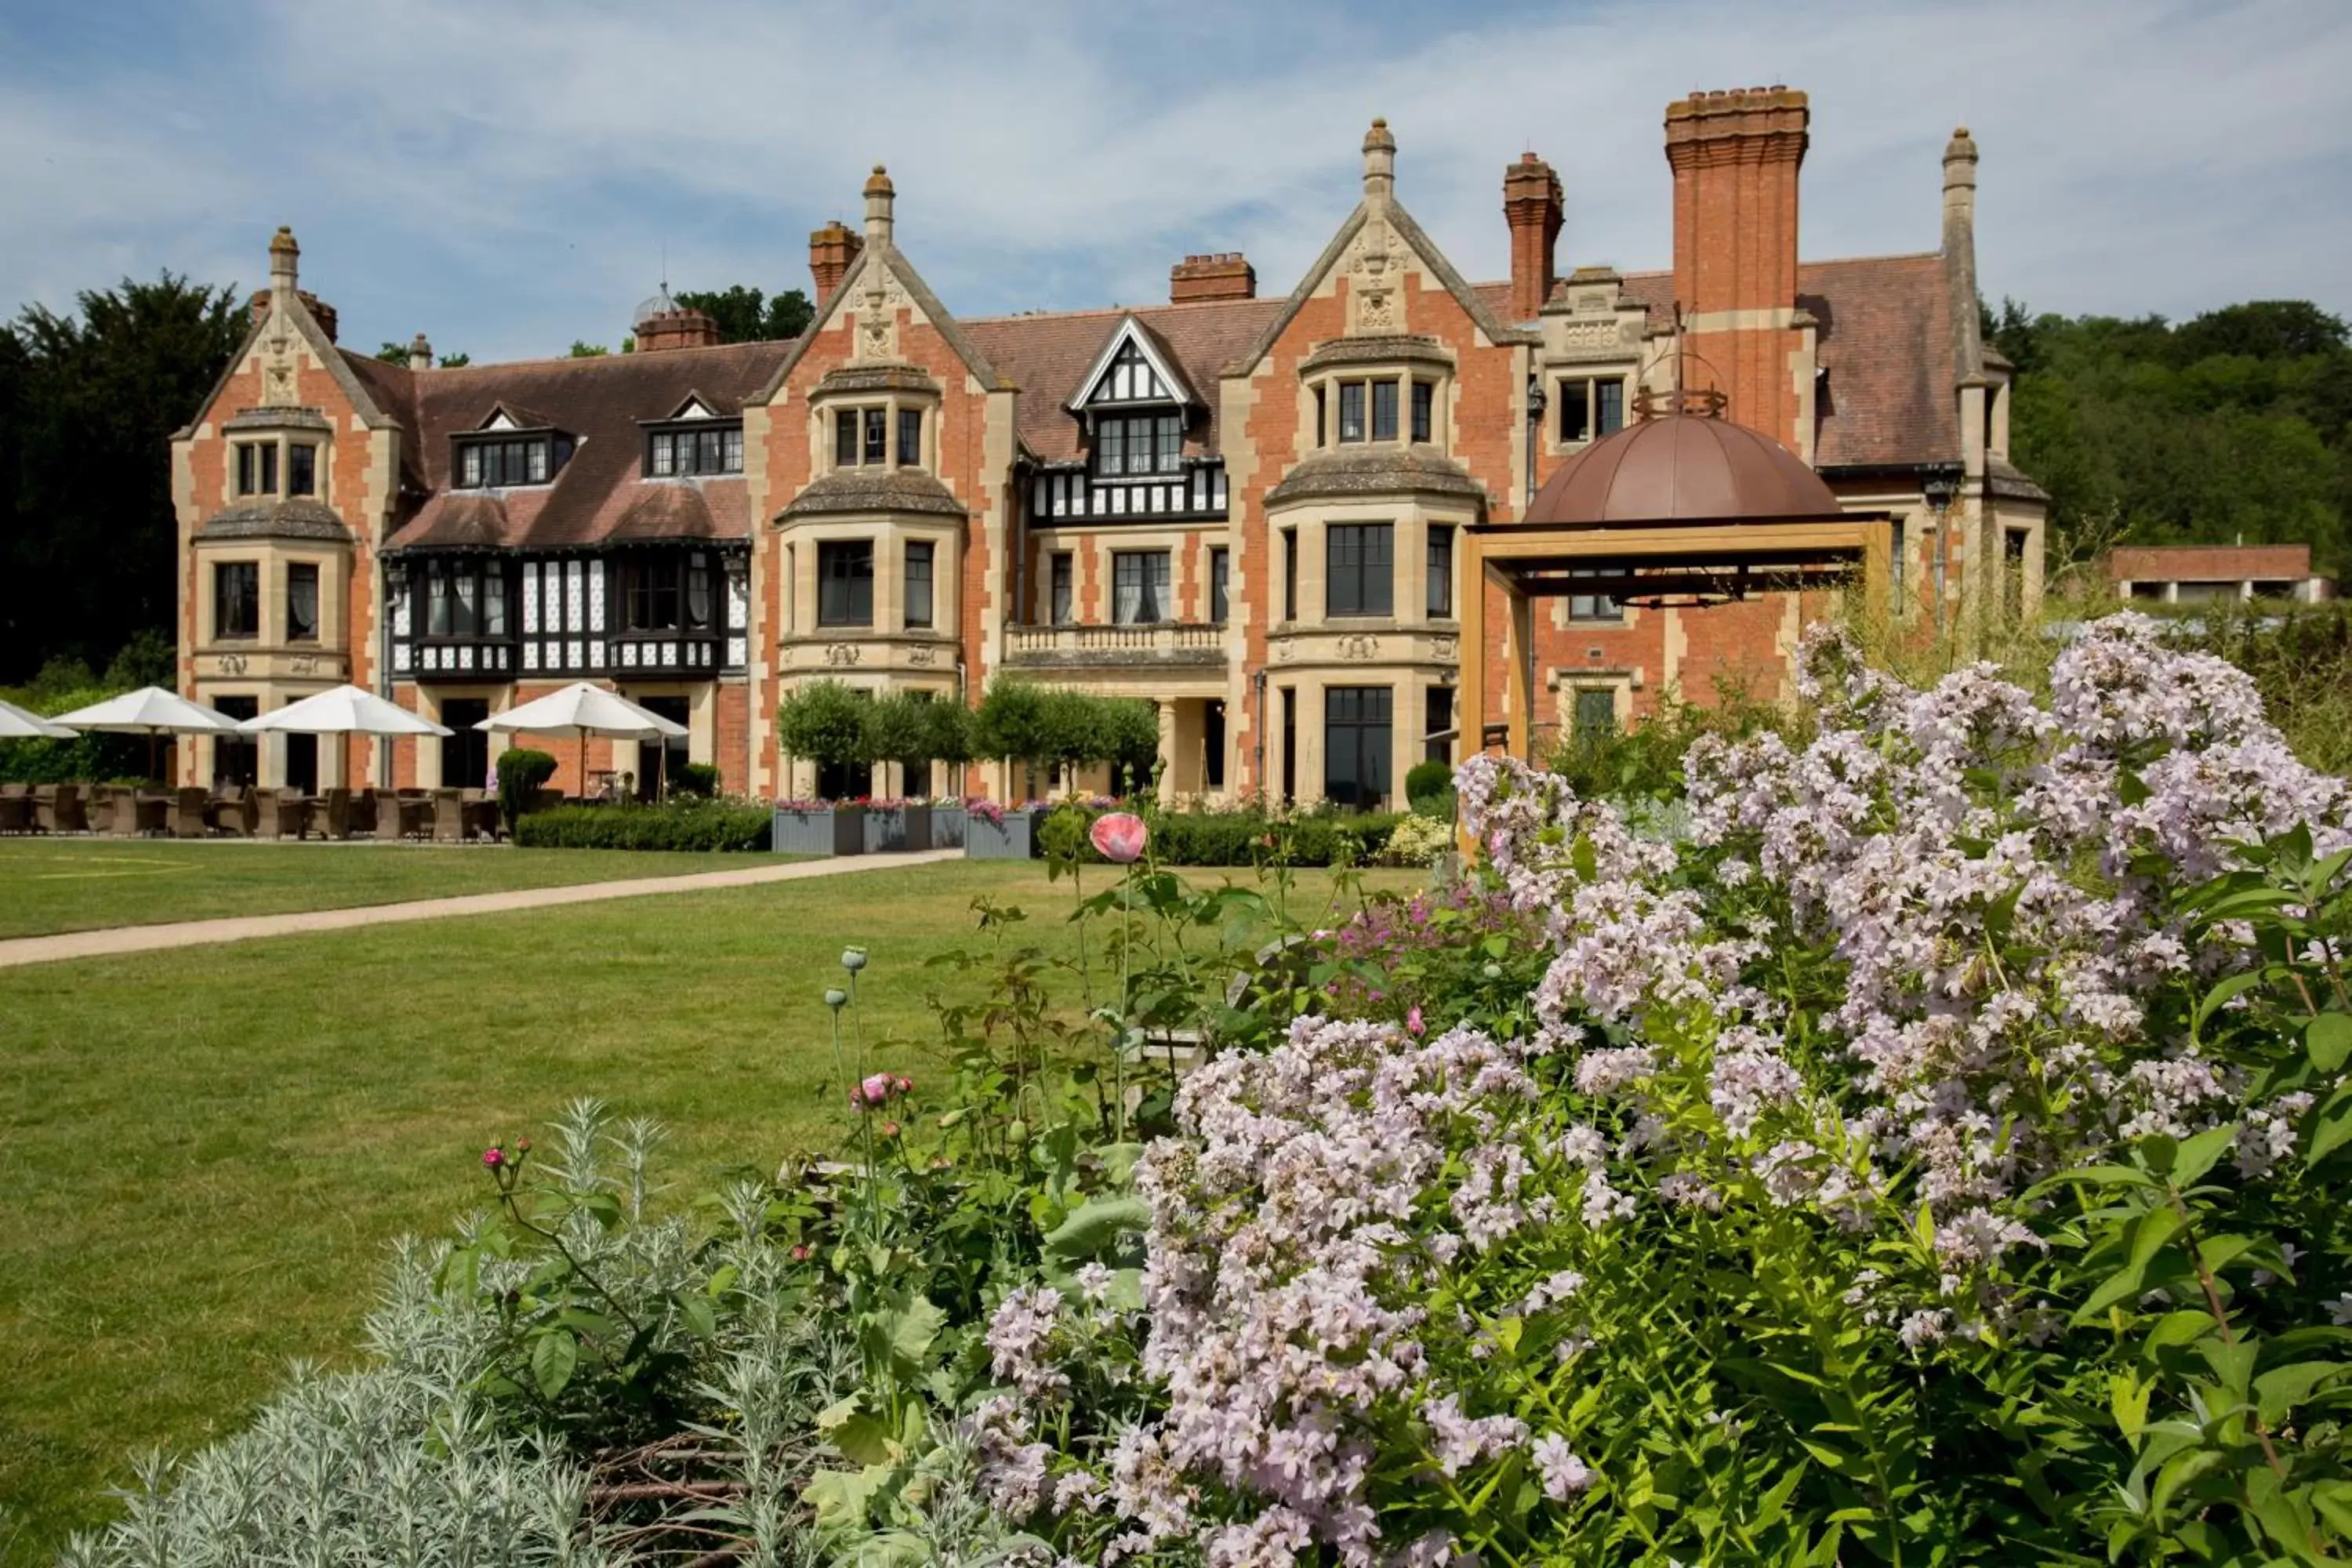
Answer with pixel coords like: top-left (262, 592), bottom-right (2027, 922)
top-left (824, 987), bottom-right (848, 1010)
top-left (840, 947), bottom-right (868, 973)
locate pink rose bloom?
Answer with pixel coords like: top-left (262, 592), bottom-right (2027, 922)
top-left (853, 1072), bottom-right (900, 1109)
top-left (482, 1147), bottom-right (503, 1168)
top-left (1089, 811), bottom-right (1148, 865)
top-left (1406, 1006), bottom-right (1426, 1037)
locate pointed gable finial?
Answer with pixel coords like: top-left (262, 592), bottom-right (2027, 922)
top-left (269, 226), bottom-right (299, 298)
top-left (1362, 117), bottom-right (1396, 204)
top-left (864, 164), bottom-right (895, 246)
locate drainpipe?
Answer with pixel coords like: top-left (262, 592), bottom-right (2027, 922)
top-left (1253, 666), bottom-right (1268, 809)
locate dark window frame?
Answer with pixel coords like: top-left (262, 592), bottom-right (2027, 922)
top-left (1111, 549), bottom-right (1171, 625)
top-left (1337, 381), bottom-right (1367, 444)
top-left (1566, 567), bottom-right (1622, 624)
top-left (287, 442), bottom-right (318, 497)
top-left (1282, 528), bottom-right (1298, 621)
top-left (285, 561), bottom-right (320, 643)
top-left (1426, 524), bottom-right (1454, 618)
top-left (644, 420), bottom-right (746, 477)
top-left (862, 408), bottom-right (887, 466)
top-left (1558, 376), bottom-right (1629, 445)
top-left (1049, 552), bottom-right (1074, 626)
top-left (1209, 546), bottom-right (1229, 625)
top-left (905, 539), bottom-right (935, 629)
top-left (214, 561), bottom-right (260, 641)
top-left (1410, 379), bottom-right (1434, 443)
top-left (234, 441), bottom-right (278, 498)
top-left (1326, 522), bottom-right (1395, 618)
top-left (1370, 379), bottom-right (1399, 441)
top-left (1323, 684), bottom-right (1394, 811)
top-left (818, 539), bottom-right (877, 627)
top-left (413, 557), bottom-right (514, 641)
top-left (835, 410), bottom-right (858, 467)
top-left (1092, 412), bottom-right (1184, 477)
top-left (1425, 685), bottom-right (1454, 764)
top-left (454, 432), bottom-right (564, 488)
top-left (897, 407), bottom-right (923, 468)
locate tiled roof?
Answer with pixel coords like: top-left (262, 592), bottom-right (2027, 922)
top-left (360, 340), bottom-right (789, 551)
top-left (962, 296), bottom-right (1283, 463)
top-left (1474, 252), bottom-right (1961, 470)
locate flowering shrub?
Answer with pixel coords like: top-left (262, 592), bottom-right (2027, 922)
top-left (973, 615), bottom-right (2352, 1565)
top-left (1372, 812), bottom-right (1455, 868)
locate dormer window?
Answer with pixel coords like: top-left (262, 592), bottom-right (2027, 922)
top-left (647, 423), bottom-right (743, 477)
top-left (643, 397), bottom-right (745, 477)
top-left (456, 408), bottom-right (571, 489)
top-left (1096, 413), bottom-right (1181, 477)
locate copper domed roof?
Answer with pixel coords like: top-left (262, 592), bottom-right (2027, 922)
top-left (1523, 401), bottom-right (1843, 528)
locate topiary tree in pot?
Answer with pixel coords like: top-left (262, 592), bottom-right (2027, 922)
top-left (775, 680), bottom-right (870, 801)
top-left (922, 696), bottom-right (974, 801)
top-left (975, 678), bottom-right (1053, 800)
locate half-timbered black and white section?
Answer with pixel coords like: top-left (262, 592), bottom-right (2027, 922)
top-left (388, 546), bottom-right (750, 681)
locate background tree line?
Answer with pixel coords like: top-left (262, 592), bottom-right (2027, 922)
top-left (1988, 297), bottom-right (2352, 577)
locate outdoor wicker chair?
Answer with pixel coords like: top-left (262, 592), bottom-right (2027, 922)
top-left (318, 787), bottom-right (353, 839)
top-left (0, 794), bottom-right (30, 834)
top-left (257, 789), bottom-right (310, 840)
top-left (207, 788), bottom-right (257, 837)
top-left (430, 788), bottom-right (465, 843)
top-left (169, 787), bottom-right (211, 838)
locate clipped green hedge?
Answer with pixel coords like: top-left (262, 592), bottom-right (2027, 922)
top-left (1041, 805), bottom-right (1406, 867)
top-left (514, 800), bottom-right (773, 852)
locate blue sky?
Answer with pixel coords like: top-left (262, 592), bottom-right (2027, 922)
top-left (4, 0), bottom-right (2346, 365)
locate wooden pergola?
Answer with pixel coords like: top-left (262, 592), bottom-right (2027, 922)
top-left (1457, 395), bottom-right (1890, 764)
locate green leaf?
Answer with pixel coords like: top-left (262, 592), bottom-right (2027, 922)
top-left (2306, 1083), bottom-right (2352, 1167)
top-left (2141, 1311), bottom-right (2215, 1357)
top-left (2109, 1372), bottom-right (2151, 1439)
top-left (884, 1294), bottom-right (948, 1367)
top-left (678, 1292), bottom-right (718, 1339)
top-left (530, 1329), bottom-right (578, 1399)
top-left (804, 1464), bottom-right (889, 1529)
top-left (2309, 1012), bottom-right (2352, 1073)
top-left (1041, 1196), bottom-right (1150, 1261)
top-left (815, 1396), bottom-right (896, 1466)
top-left (2150, 1448), bottom-right (2225, 1519)
top-left (2253, 1360), bottom-right (2340, 1425)
top-left (2196, 971), bottom-right (2266, 1029)
top-left (2170, 1124), bottom-right (2239, 1189)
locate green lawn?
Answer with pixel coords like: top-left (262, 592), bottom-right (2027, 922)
top-left (0, 840), bottom-right (808, 940)
top-left (0, 857), bottom-right (1414, 1561)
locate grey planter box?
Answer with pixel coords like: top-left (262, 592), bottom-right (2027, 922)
top-left (931, 805), bottom-right (967, 848)
top-left (771, 804), bottom-right (866, 856)
top-left (964, 808), bottom-right (1039, 859)
top-left (862, 804), bottom-right (935, 853)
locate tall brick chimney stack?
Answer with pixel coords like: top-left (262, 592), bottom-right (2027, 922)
top-left (408, 332), bottom-right (433, 372)
top-left (1664, 86), bottom-right (1809, 446)
top-left (864, 165), bottom-right (895, 247)
top-left (635, 307), bottom-right (723, 353)
top-left (1502, 152), bottom-right (1563, 322)
top-left (809, 220), bottom-right (863, 299)
top-left (1170, 253), bottom-right (1256, 303)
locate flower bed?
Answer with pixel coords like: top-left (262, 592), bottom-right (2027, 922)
top-left (79, 615), bottom-right (2352, 1568)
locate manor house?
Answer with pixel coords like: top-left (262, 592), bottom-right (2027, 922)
top-left (171, 85), bottom-right (2045, 804)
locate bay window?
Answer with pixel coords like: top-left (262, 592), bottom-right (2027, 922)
top-left (214, 561), bottom-right (259, 639)
top-left (1327, 523), bottom-right (1394, 617)
top-left (286, 563), bottom-right (319, 642)
top-left (818, 540), bottom-right (875, 626)
top-left (906, 540), bottom-right (935, 629)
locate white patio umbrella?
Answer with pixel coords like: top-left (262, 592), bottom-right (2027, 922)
top-left (238, 684), bottom-right (453, 739)
top-left (49, 685), bottom-right (241, 782)
top-left (476, 681), bottom-right (687, 797)
top-left (0, 695), bottom-right (78, 739)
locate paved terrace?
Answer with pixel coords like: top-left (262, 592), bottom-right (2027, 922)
top-left (0, 849), bottom-right (962, 968)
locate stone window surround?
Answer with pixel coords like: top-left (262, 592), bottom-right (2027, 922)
top-left (191, 539), bottom-right (347, 652)
top-left (1301, 362), bottom-right (1451, 454)
top-left (779, 515), bottom-right (960, 641)
top-left (811, 388), bottom-right (937, 477)
top-left (1026, 524), bottom-right (1230, 628)
top-left (1543, 363), bottom-right (1639, 457)
top-left (229, 430), bottom-right (330, 506)
top-left (1266, 503), bottom-right (1471, 634)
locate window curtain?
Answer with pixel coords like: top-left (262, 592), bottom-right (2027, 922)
top-left (287, 567), bottom-right (318, 641)
top-left (1114, 555), bottom-right (1143, 623)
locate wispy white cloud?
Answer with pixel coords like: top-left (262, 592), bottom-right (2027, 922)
top-left (2, 0), bottom-right (2345, 361)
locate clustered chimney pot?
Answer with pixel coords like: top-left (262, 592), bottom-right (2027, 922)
top-left (1170, 252), bottom-right (1256, 303)
top-left (1502, 151), bottom-right (1563, 323)
top-left (408, 332), bottom-right (433, 372)
top-left (809, 219), bottom-right (864, 300)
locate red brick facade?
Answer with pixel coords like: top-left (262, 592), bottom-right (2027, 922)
top-left (173, 88), bottom-right (2045, 808)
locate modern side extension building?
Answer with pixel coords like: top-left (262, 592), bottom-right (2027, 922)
top-left (172, 85), bottom-right (2045, 805)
